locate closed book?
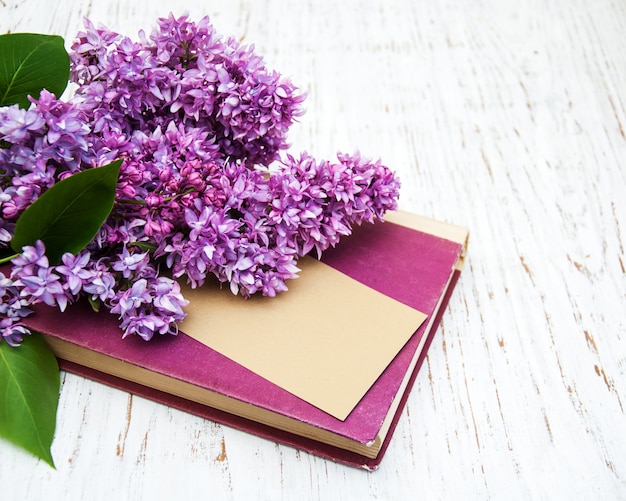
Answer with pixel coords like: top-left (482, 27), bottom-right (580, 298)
top-left (23, 210), bottom-right (468, 470)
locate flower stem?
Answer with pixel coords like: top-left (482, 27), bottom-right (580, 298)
top-left (0, 253), bottom-right (19, 265)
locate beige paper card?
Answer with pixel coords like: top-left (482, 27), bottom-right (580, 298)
top-left (180, 256), bottom-right (427, 420)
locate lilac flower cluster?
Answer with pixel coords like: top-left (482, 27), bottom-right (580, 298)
top-left (0, 14), bottom-right (400, 344)
top-left (1, 241), bottom-right (188, 341)
top-left (0, 271), bottom-right (31, 346)
top-left (0, 91), bottom-right (97, 239)
top-left (70, 14), bottom-right (305, 166)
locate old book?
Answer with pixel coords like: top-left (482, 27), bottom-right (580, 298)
top-left (23, 210), bottom-right (468, 470)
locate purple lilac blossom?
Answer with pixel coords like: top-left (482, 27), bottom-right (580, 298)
top-left (56, 250), bottom-right (95, 295)
top-left (70, 13), bottom-right (305, 166)
top-left (10, 241), bottom-right (71, 311)
top-left (0, 14), bottom-right (401, 343)
top-left (109, 274), bottom-right (188, 340)
top-left (0, 272), bottom-right (32, 346)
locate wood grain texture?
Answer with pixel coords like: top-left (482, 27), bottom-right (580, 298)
top-left (1, 0), bottom-right (625, 499)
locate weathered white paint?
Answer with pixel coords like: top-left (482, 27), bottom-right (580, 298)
top-left (2, 0), bottom-right (625, 499)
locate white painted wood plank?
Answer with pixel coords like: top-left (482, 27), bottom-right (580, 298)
top-left (1, 0), bottom-right (625, 499)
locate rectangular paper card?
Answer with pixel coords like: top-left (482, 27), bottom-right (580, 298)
top-left (180, 256), bottom-right (427, 421)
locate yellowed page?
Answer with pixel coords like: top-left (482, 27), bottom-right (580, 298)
top-left (180, 256), bottom-right (426, 421)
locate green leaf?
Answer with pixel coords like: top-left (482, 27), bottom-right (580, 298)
top-left (0, 33), bottom-right (70, 108)
top-left (0, 332), bottom-right (60, 467)
top-left (11, 160), bottom-right (122, 264)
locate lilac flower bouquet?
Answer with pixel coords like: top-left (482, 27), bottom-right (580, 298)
top-left (0, 14), bottom-right (400, 465)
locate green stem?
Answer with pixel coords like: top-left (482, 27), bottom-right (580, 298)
top-left (0, 253), bottom-right (19, 265)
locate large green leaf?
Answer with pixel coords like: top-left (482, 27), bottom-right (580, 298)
top-left (0, 332), bottom-right (60, 467)
top-left (11, 160), bottom-right (122, 264)
top-left (0, 33), bottom-right (70, 108)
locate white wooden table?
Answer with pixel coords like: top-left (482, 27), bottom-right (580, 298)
top-left (2, 0), bottom-right (625, 499)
